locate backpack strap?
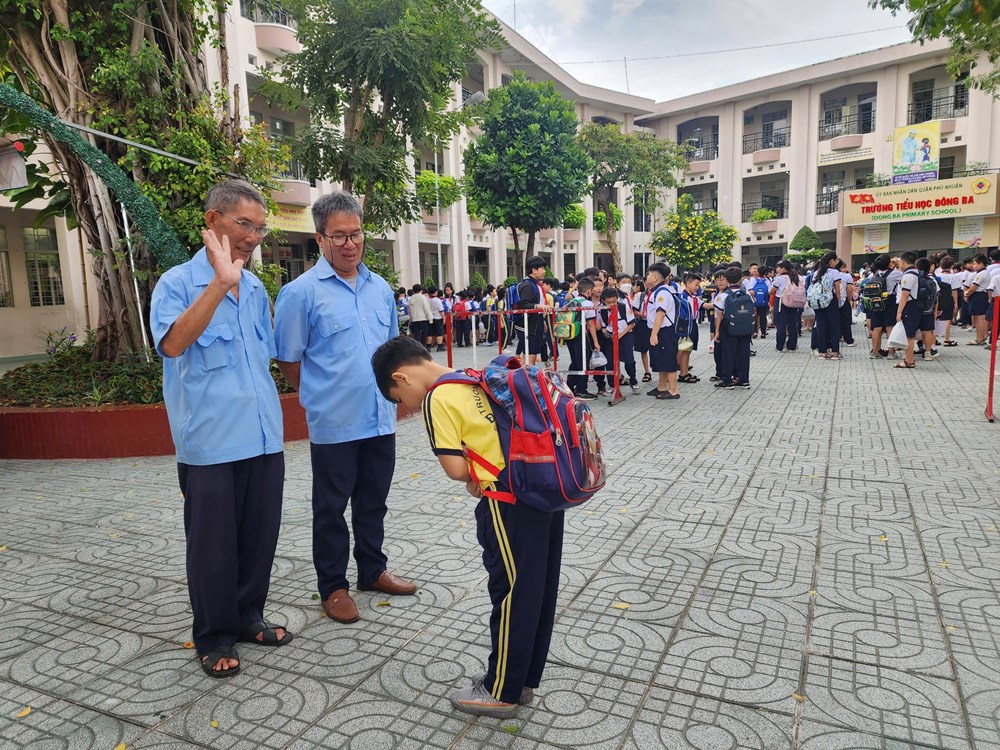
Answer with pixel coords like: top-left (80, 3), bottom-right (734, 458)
top-left (465, 447), bottom-right (516, 504)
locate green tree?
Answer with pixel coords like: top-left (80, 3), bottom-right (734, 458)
top-left (463, 72), bottom-right (591, 275)
top-left (470, 271), bottom-right (488, 290)
top-left (415, 170), bottom-right (463, 214)
top-left (648, 194), bottom-right (737, 271)
top-left (871, 1), bottom-right (1000, 92)
top-left (283, 0), bottom-right (502, 234)
top-left (0, 2), bottom-right (287, 362)
top-left (789, 225), bottom-right (824, 253)
top-left (578, 122), bottom-right (689, 274)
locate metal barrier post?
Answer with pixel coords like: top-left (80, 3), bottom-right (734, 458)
top-left (609, 303), bottom-right (624, 405)
top-left (445, 312), bottom-right (453, 369)
top-left (987, 297), bottom-right (999, 422)
top-left (471, 311), bottom-right (479, 369)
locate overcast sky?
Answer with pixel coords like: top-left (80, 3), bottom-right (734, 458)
top-left (481, 0), bottom-right (916, 102)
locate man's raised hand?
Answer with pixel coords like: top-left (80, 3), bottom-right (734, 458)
top-left (203, 229), bottom-right (242, 289)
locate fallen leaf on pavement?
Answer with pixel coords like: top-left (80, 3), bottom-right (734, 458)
top-left (376, 601), bottom-right (391, 607)
top-left (611, 602), bottom-right (631, 610)
top-left (878, 535), bottom-right (888, 542)
top-left (113, 744), bottom-right (126, 750)
top-left (182, 642), bottom-right (194, 649)
top-left (501, 725), bottom-right (519, 734)
top-left (210, 720), bottom-right (219, 729)
top-left (791, 693), bottom-right (805, 703)
top-left (808, 590), bottom-right (817, 598)
top-left (16, 706), bottom-right (31, 718)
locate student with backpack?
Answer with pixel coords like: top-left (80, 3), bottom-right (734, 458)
top-left (511, 256), bottom-right (551, 366)
top-left (809, 252), bottom-right (843, 360)
top-left (678, 273), bottom-right (702, 382)
top-left (598, 286), bottom-right (638, 394)
top-left (713, 266), bottom-right (754, 387)
top-left (645, 262), bottom-right (681, 399)
top-left (892, 251), bottom-right (922, 367)
top-left (742, 264), bottom-right (771, 338)
top-left (372, 337), bottom-right (606, 719)
top-left (910, 257), bottom-right (939, 361)
top-left (630, 280), bottom-right (654, 383)
top-left (566, 276), bottom-right (601, 400)
top-left (772, 260), bottom-right (805, 351)
top-left (934, 256), bottom-right (959, 346)
top-left (835, 259), bottom-right (857, 347)
top-left (453, 291), bottom-right (471, 348)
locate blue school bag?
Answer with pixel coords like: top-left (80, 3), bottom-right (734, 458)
top-left (428, 355), bottom-right (606, 512)
top-left (723, 288), bottom-right (756, 336)
top-left (752, 277), bottom-right (769, 307)
top-left (652, 284), bottom-right (694, 338)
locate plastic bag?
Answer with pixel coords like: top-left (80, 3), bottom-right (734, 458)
top-left (677, 336), bottom-right (694, 352)
top-left (887, 321), bottom-right (909, 348)
top-left (589, 350), bottom-right (608, 369)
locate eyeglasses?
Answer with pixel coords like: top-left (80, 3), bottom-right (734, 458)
top-left (320, 232), bottom-right (365, 247)
top-left (219, 213), bottom-right (271, 237)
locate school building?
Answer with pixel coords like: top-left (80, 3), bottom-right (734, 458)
top-left (3, 6), bottom-right (998, 359)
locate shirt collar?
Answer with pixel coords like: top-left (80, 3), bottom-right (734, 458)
top-left (316, 254), bottom-right (371, 287)
top-left (190, 247), bottom-right (260, 291)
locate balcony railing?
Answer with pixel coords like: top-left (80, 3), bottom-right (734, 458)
top-left (240, 0), bottom-right (297, 28)
top-left (742, 127), bottom-right (790, 154)
top-left (684, 138), bottom-right (719, 162)
top-left (742, 197), bottom-right (788, 222)
top-left (816, 191), bottom-right (841, 215)
top-left (279, 160), bottom-right (308, 182)
top-left (907, 85), bottom-right (968, 124)
top-left (818, 108), bottom-right (876, 140)
top-left (954, 167), bottom-right (1000, 179)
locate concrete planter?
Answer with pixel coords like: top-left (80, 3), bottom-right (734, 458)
top-left (0, 396), bottom-right (419, 460)
top-left (751, 220), bottom-right (778, 233)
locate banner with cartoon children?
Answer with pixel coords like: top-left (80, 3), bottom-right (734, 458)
top-left (892, 121), bottom-right (940, 185)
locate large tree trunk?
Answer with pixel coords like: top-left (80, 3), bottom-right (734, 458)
top-left (510, 227), bottom-right (521, 278)
top-left (3, 0), bottom-right (214, 362)
top-left (597, 194), bottom-right (623, 275)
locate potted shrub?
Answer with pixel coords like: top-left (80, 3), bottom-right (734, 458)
top-left (749, 207), bottom-right (778, 232)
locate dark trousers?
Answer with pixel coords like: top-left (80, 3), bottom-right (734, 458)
top-left (410, 320), bottom-right (429, 343)
top-left (567, 335), bottom-right (593, 394)
top-left (816, 303), bottom-right (841, 353)
top-left (477, 498), bottom-right (563, 704)
top-left (597, 331), bottom-right (637, 389)
top-left (958, 293), bottom-right (971, 324)
top-left (310, 435), bottom-right (395, 599)
top-left (754, 307), bottom-right (768, 336)
top-left (774, 305), bottom-right (801, 351)
top-left (719, 330), bottom-right (751, 384)
top-left (456, 319), bottom-right (472, 347)
top-left (178, 452), bottom-right (284, 655)
top-left (838, 303), bottom-right (854, 344)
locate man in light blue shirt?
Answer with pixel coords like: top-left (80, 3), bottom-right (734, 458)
top-left (275, 191), bottom-right (415, 625)
top-left (150, 179), bottom-right (292, 679)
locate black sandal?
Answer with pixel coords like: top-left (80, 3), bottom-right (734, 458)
top-left (200, 646), bottom-right (240, 678)
top-left (641, 372), bottom-right (652, 382)
top-left (678, 374), bottom-right (700, 383)
top-left (239, 620), bottom-right (294, 647)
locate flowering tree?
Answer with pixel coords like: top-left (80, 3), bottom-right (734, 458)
top-left (649, 194), bottom-right (738, 271)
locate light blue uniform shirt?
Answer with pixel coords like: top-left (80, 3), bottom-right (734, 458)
top-left (150, 248), bottom-right (284, 465)
top-left (273, 257), bottom-right (398, 444)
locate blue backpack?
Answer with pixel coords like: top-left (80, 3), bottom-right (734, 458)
top-left (428, 355), bottom-right (606, 512)
top-left (752, 277), bottom-right (770, 307)
top-left (651, 284), bottom-right (694, 338)
top-left (724, 288), bottom-right (756, 336)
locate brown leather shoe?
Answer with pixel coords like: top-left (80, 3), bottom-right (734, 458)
top-left (358, 570), bottom-right (417, 596)
top-left (322, 589), bottom-right (359, 623)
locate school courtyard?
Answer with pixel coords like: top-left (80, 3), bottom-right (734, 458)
top-left (1, 329), bottom-right (999, 750)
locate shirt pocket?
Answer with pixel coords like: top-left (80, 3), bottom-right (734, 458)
top-left (375, 305), bottom-right (393, 333)
top-left (195, 323), bottom-right (234, 372)
top-left (316, 316), bottom-right (359, 354)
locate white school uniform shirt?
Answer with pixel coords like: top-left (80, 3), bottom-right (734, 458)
top-left (971, 269), bottom-right (991, 292)
top-left (713, 288), bottom-right (733, 313)
top-left (988, 262), bottom-right (1000, 284)
top-left (429, 296), bottom-right (443, 320)
top-left (897, 269), bottom-right (919, 303)
top-left (579, 297), bottom-right (597, 324)
top-left (649, 285), bottom-right (677, 331)
top-left (960, 269), bottom-right (975, 289)
top-left (600, 299), bottom-right (634, 335)
top-left (836, 270), bottom-right (854, 305)
top-left (884, 268), bottom-right (904, 295)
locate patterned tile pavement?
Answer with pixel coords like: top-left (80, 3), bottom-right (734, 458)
top-left (2, 323), bottom-right (1000, 749)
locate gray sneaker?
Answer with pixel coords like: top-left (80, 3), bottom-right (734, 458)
top-left (472, 673), bottom-right (534, 705)
top-left (450, 681), bottom-right (518, 718)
